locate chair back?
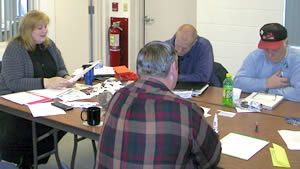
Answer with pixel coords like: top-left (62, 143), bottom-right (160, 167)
top-left (213, 62), bottom-right (228, 87)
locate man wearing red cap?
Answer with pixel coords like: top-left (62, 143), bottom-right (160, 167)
top-left (234, 23), bottom-right (300, 102)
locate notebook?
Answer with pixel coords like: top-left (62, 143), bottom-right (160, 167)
top-left (244, 92), bottom-right (284, 110)
top-left (174, 82), bottom-right (209, 97)
top-left (174, 81), bottom-right (208, 90)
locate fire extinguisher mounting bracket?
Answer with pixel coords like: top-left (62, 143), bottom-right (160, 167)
top-left (112, 22), bottom-right (123, 31)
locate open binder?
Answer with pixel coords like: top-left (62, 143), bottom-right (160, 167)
top-left (244, 92), bottom-right (284, 110)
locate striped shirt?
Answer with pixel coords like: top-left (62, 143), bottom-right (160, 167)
top-left (96, 77), bottom-right (221, 169)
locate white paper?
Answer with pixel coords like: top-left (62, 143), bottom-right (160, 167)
top-left (63, 101), bottom-right (99, 109)
top-left (28, 102), bottom-right (66, 117)
top-left (278, 130), bottom-right (300, 150)
top-left (201, 106), bottom-right (211, 118)
top-left (218, 110), bottom-right (236, 118)
top-left (2, 92), bottom-right (50, 105)
top-left (94, 66), bottom-right (115, 76)
top-left (235, 107), bottom-right (253, 113)
top-left (58, 90), bottom-right (92, 102)
top-left (221, 132), bottom-right (269, 160)
top-left (29, 88), bottom-right (72, 99)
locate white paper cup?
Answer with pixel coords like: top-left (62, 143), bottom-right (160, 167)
top-left (233, 88), bottom-right (242, 102)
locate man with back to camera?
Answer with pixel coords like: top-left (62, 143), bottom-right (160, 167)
top-left (167, 24), bottom-right (221, 87)
top-left (234, 23), bottom-right (300, 102)
top-left (95, 41), bottom-right (221, 169)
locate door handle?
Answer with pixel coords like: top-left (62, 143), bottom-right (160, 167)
top-left (144, 16), bottom-right (154, 23)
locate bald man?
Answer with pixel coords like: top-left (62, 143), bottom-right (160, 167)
top-left (167, 24), bottom-right (221, 87)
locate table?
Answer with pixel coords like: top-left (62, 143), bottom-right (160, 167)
top-left (191, 87), bottom-right (300, 118)
top-left (0, 97), bottom-right (102, 169)
top-left (0, 86), bottom-right (299, 169)
top-left (192, 87), bottom-right (300, 169)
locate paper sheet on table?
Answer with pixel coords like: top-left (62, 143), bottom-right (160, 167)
top-left (278, 130), bottom-right (300, 150)
top-left (29, 88), bottom-right (72, 99)
top-left (63, 101), bottom-right (99, 109)
top-left (270, 143), bottom-right (290, 168)
top-left (2, 91), bottom-right (51, 105)
top-left (94, 66), bottom-right (115, 76)
top-left (220, 132), bottom-right (269, 160)
top-left (28, 102), bottom-right (66, 117)
top-left (201, 106), bottom-right (211, 118)
top-left (235, 107), bottom-right (253, 113)
top-left (218, 110), bottom-right (236, 118)
top-left (58, 89), bottom-right (92, 102)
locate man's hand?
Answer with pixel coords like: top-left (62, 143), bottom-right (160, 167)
top-left (266, 69), bottom-right (289, 89)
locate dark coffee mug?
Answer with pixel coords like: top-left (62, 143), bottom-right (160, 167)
top-left (81, 107), bottom-right (101, 126)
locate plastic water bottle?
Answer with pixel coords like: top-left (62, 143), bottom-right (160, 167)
top-left (222, 73), bottom-right (233, 106)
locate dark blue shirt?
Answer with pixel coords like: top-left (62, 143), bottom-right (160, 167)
top-left (167, 34), bottom-right (221, 87)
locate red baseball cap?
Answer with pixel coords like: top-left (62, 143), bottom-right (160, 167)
top-left (258, 23), bottom-right (287, 50)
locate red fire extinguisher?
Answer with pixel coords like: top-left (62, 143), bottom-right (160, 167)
top-left (109, 21), bottom-right (123, 67)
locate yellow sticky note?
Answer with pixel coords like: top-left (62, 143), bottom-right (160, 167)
top-left (270, 143), bottom-right (291, 168)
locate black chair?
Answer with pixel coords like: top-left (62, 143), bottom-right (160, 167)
top-left (213, 62), bottom-right (228, 87)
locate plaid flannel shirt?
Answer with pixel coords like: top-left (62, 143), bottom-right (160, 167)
top-left (96, 77), bottom-right (221, 169)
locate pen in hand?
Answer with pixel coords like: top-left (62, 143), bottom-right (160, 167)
top-left (280, 71), bottom-right (283, 78)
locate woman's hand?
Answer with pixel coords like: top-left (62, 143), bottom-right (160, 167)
top-left (63, 75), bottom-right (73, 80)
top-left (44, 77), bottom-right (75, 89)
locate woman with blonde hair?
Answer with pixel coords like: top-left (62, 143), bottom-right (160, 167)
top-left (0, 10), bottom-right (74, 168)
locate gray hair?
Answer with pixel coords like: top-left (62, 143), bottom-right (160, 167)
top-left (136, 41), bottom-right (178, 77)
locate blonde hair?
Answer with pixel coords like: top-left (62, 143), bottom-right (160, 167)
top-left (9, 10), bottom-right (50, 51)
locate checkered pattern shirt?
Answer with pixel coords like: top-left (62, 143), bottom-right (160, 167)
top-left (96, 77), bottom-right (221, 169)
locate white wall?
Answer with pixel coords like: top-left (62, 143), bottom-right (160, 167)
top-left (33, 0), bottom-right (285, 76)
top-left (38, 0), bottom-right (102, 73)
top-left (38, 0), bottom-right (56, 41)
top-left (197, 0), bottom-right (285, 76)
top-left (54, 0), bottom-right (90, 73)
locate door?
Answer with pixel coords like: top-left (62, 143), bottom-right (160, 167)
top-left (144, 0), bottom-right (196, 44)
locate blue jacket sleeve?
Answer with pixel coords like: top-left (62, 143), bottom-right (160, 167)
top-left (233, 51), bottom-right (267, 92)
top-left (268, 51), bottom-right (300, 102)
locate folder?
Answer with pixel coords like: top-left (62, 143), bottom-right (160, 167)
top-left (2, 91), bottom-right (52, 105)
